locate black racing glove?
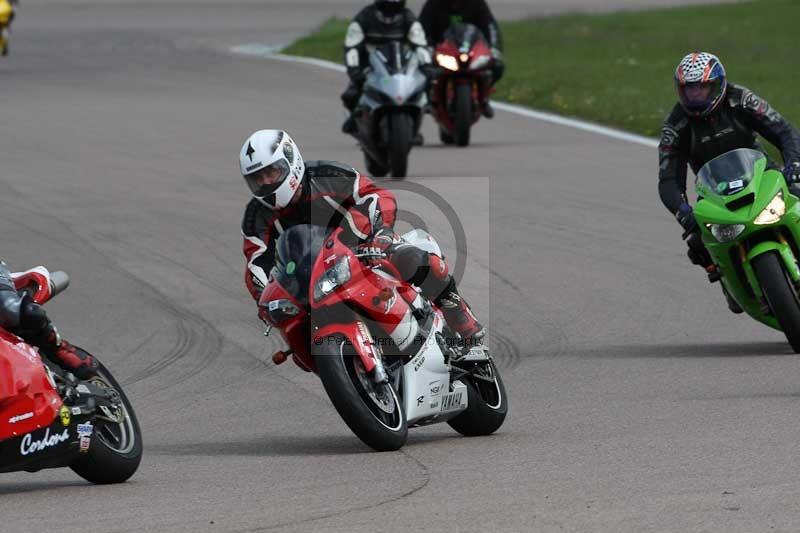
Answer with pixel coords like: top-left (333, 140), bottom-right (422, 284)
top-left (675, 202), bottom-right (697, 234)
top-left (685, 230), bottom-right (713, 268)
top-left (784, 161), bottom-right (800, 196)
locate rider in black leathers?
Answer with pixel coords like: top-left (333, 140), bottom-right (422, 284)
top-left (0, 261), bottom-right (97, 378)
top-left (419, 0), bottom-right (504, 117)
top-left (340, 0), bottom-right (431, 136)
top-left (658, 52), bottom-right (800, 312)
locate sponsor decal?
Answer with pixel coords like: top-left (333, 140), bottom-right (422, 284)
top-left (429, 383), bottom-right (443, 395)
top-left (20, 428), bottom-right (70, 456)
top-left (79, 436), bottom-right (91, 453)
top-left (60, 406), bottom-right (71, 427)
top-left (8, 412), bottom-right (34, 424)
top-left (413, 355), bottom-right (426, 372)
top-left (71, 407), bottom-right (82, 416)
top-left (440, 391), bottom-right (463, 412)
top-left (728, 179), bottom-right (745, 192)
top-left (246, 162), bottom-right (263, 173)
top-left (417, 395), bottom-right (425, 406)
top-left (77, 423), bottom-right (94, 437)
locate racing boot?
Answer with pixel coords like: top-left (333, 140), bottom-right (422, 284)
top-left (434, 278), bottom-right (486, 349)
top-left (412, 132), bottom-right (424, 146)
top-left (482, 101), bottom-right (495, 119)
top-left (38, 327), bottom-right (98, 379)
top-left (19, 299), bottom-right (98, 378)
top-left (1, 28), bottom-right (8, 57)
top-left (342, 114), bottom-right (358, 136)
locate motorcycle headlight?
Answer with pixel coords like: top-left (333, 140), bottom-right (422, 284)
top-left (754, 191), bottom-right (785, 225)
top-left (707, 223), bottom-right (746, 243)
top-left (264, 299), bottom-right (300, 325)
top-left (469, 55), bottom-right (491, 70)
top-left (313, 257), bottom-right (351, 301)
top-left (436, 53), bottom-right (458, 72)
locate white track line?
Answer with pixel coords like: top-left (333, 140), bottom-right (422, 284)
top-left (231, 43), bottom-right (659, 149)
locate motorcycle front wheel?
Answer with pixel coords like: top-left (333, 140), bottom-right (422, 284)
top-left (752, 251), bottom-right (800, 353)
top-left (315, 334), bottom-right (407, 451)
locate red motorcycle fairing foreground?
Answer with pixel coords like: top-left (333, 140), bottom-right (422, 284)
top-left (0, 267), bottom-right (142, 484)
top-left (260, 224), bottom-right (508, 451)
top-left (432, 23), bottom-right (495, 147)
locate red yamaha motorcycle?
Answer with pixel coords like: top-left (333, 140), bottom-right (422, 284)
top-left (0, 267), bottom-right (142, 483)
top-left (260, 225), bottom-right (508, 451)
top-left (432, 23), bottom-right (495, 147)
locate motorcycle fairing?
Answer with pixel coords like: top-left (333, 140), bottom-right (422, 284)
top-left (0, 329), bottom-right (62, 442)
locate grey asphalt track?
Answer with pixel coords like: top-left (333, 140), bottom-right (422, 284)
top-left (2, 1), bottom-right (797, 532)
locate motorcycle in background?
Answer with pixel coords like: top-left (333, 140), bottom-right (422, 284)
top-left (432, 23), bottom-right (495, 147)
top-left (693, 148), bottom-right (800, 352)
top-left (0, 267), bottom-right (142, 483)
top-left (260, 224), bottom-right (508, 451)
top-left (352, 41), bottom-right (428, 179)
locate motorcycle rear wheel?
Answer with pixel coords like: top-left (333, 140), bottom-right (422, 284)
top-left (752, 251), bottom-right (800, 353)
top-left (70, 362), bottom-right (143, 484)
top-left (315, 334), bottom-right (407, 451)
top-left (447, 360), bottom-right (508, 436)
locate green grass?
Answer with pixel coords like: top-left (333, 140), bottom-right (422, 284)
top-left (284, 0), bottom-right (799, 140)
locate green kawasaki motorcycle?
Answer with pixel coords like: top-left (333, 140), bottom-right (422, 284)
top-left (694, 148), bottom-right (800, 352)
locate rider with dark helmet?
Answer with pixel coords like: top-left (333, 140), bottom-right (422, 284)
top-left (419, 0), bottom-right (504, 117)
top-left (0, 261), bottom-right (97, 378)
top-left (239, 129), bottom-right (485, 346)
top-left (341, 0), bottom-right (432, 136)
top-left (658, 52), bottom-right (800, 312)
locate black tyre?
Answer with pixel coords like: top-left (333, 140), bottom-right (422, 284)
top-left (315, 334), bottom-right (407, 451)
top-left (752, 252), bottom-right (800, 353)
top-left (364, 151), bottom-right (388, 178)
top-left (447, 360), bottom-right (508, 436)
top-left (70, 362), bottom-right (143, 484)
top-left (439, 127), bottom-right (455, 145)
top-left (453, 83), bottom-right (473, 147)
top-left (387, 113), bottom-right (412, 179)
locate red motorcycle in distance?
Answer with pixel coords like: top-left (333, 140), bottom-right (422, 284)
top-left (260, 224), bottom-right (508, 451)
top-left (432, 23), bottom-right (495, 147)
top-left (0, 267), bottom-right (142, 484)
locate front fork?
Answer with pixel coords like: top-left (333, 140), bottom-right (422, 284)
top-left (740, 234), bottom-right (800, 303)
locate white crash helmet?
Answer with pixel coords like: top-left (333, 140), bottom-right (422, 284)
top-left (239, 130), bottom-right (305, 210)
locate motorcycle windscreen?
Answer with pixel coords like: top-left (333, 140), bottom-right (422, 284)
top-left (696, 148), bottom-right (766, 197)
top-left (272, 224), bottom-right (329, 306)
top-left (372, 42), bottom-right (414, 76)
top-left (442, 23), bottom-right (486, 50)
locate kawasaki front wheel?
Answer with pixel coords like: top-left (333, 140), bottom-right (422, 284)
top-left (752, 252), bottom-right (800, 353)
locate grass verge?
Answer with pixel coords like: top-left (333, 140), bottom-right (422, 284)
top-left (283, 0), bottom-right (799, 139)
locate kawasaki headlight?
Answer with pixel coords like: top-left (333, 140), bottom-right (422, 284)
top-left (754, 191), bottom-right (786, 225)
top-left (436, 53), bottom-right (458, 72)
top-left (313, 257), bottom-right (351, 301)
top-left (707, 223), bottom-right (746, 243)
